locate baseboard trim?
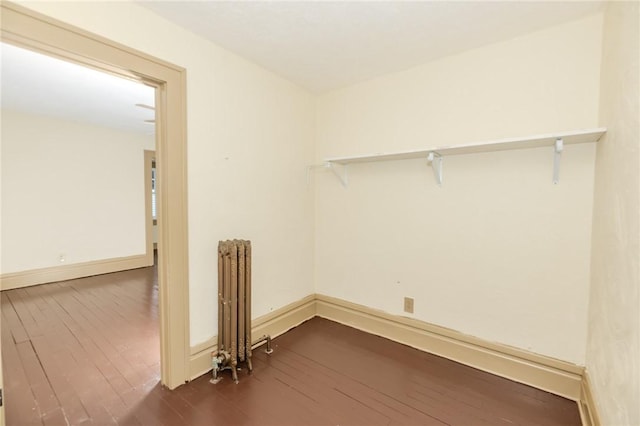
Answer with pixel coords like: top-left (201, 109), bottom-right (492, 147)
top-left (315, 294), bottom-right (584, 401)
top-left (188, 294), bottom-right (316, 380)
top-left (579, 371), bottom-right (601, 426)
top-left (187, 293), bottom-right (588, 405)
top-left (1, 254), bottom-right (151, 290)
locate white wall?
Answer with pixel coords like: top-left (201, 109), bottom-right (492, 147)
top-left (20, 3), bottom-right (631, 385)
top-left (315, 14), bottom-right (602, 364)
top-left (18, 0), bottom-right (317, 346)
top-left (587, 2), bottom-right (639, 425)
top-left (1, 109), bottom-right (153, 273)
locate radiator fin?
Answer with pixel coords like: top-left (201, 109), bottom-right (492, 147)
top-left (215, 240), bottom-right (252, 383)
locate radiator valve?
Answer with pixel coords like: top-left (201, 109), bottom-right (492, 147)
top-left (210, 350), bottom-right (231, 384)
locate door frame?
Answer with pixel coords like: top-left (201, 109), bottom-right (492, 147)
top-left (0, 2), bottom-right (190, 389)
top-left (144, 150), bottom-right (156, 266)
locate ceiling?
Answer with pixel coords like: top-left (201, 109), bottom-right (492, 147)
top-left (1, 43), bottom-right (155, 134)
top-left (1, 2), bottom-right (604, 130)
top-left (138, 1), bottom-right (604, 93)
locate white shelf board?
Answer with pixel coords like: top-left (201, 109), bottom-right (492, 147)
top-left (324, 128), bottom-right (606, 165)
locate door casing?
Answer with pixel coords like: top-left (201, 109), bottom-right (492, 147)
top-left (0, 2), bottom-right (191, 389)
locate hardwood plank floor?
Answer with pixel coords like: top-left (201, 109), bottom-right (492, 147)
top-left (2, 267), bottom-right (582, 425)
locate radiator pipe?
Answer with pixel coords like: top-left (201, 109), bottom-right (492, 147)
top-left (210, 350), bottom-right (232, 384)
top-left (252, 334), bottom-right (273, 354)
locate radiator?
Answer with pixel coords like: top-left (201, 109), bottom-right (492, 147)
top-left (211, 240), bottom-right (272, 384)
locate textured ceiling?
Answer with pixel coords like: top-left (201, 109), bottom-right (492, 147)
top-left (138, 1), bottom-right (604, 92)
top-left (1, 43), bottom-right (155, 134)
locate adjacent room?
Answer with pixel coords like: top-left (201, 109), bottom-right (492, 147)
top-left (0, 1), bottom-right (637, 426)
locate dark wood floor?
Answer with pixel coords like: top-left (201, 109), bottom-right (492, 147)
top-left (2, 267), bottom-right (582, 425)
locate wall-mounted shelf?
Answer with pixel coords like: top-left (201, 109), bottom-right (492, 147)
top-left (317, 128), bottom-right (606, 187)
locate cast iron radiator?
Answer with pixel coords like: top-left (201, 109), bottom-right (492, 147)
top-left (211, 240), bottom-right (272, 384)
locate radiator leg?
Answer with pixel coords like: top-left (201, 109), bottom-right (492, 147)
top-left (252, 334), bottom-right (274, 354)
top-left (231, 364), bottom-right (239, 384)
top-left (265, 335), bottom-right (273, 354)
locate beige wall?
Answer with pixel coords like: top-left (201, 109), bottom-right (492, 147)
top-left (17, 7), bottom-right (637, 410)
top-left (17, 0), bottom-right (317, 346)
top-left (315, 14), bottom-right (602, 365)
top-left (1, 109), bottom-right (153, 273)
top-left (587, 2), bottom-right (640, 424)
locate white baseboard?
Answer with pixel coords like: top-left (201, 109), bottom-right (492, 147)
top-left (0, 254), bottom-right (152, 290)
top-left (188, 293), bottom-right (588, 406)
top-left (188, 294), bottom-right (316, 380)
top-left (315, 294), bottom-right (584, 401)
top-left (579, 371), bottom-right (601, 426)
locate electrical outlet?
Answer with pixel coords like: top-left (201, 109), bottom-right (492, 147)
top-left (59, 254), bottom-right (66, 263)
top-left (403, 297), bottom-right (414, 314)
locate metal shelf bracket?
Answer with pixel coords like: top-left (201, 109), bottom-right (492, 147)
top-left (306, 162), bottom-right (348, 187)
top-left (326, 162), bottom-right (349, 188)
top-left (427, 151), bottom-right (443, 186)
top-left (553, 138), bottom-right (563, 184)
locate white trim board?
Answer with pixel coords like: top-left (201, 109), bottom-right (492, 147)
top-left (188, 295), bottom-right (317, 380)
top-left (315, 294), bottom-right (583, 401)
top-left (324, 128), bottom-right (606, 164)
top-left (579, 371), bottom-right (602, 426)
top-left (0, 254), bottom-right (150, 290)
top-left (191, 293), bottom-right (584, 402)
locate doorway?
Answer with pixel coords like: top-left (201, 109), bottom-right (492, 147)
top-left (1, 3), bottom-right (190, 389)
top-left (144, 150), bottom-right (158, 266)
